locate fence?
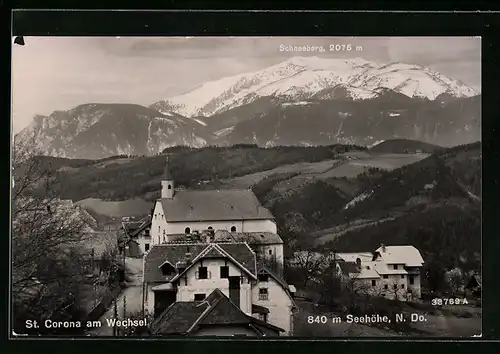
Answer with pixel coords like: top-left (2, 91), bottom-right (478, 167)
top-left (85, 285), bottom-right (122, 322)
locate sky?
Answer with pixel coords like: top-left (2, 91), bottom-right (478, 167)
top-left (11, 36), bottom-right (481, 133)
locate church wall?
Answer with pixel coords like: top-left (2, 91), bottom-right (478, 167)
top-left (151, 202), bottom-right (168, 245)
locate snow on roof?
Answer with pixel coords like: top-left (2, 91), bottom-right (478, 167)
top-left (374, 245), bottom-right (424, 267)
top-left (337, 252), bottom-right (373, 263)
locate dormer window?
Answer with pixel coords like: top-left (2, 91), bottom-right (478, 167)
top-left (393, 265), bottom-right (398, 270)
top-left (231, 226), bottom-right (236, 232)
top-left (208, 226), bottom-right (213, 230)
top-left (160, 262), bottom-right (175, 276)
top-left (185, 227), bottom-right (191, 234)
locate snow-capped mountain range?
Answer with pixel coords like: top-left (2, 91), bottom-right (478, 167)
top-left (151, 56), bottom-right (478, 117)
top-left (15, 56), bottom-right (481, 159)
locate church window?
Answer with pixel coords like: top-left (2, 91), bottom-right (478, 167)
top-left (231, 226), bottom-right (236, 232)
top-left (168, 184), bottom-right (172, 190)
top-left (185, 227), bottom-right (191, 234)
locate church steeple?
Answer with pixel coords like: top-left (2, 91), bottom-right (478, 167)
top-left (161, 155), bottom-right (174, 199)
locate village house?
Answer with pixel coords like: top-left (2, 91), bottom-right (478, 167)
top-left (150, 289), bottom-right (284, 337)
top-left (143, 241), bottom-right (297, 336)
top-left (121, 215), bottom-right (152, 257)
top-left (336, 245), bottom-right (425, 301)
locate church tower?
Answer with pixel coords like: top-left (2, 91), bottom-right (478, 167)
top-left (161, 155), bottom-right (174, 199)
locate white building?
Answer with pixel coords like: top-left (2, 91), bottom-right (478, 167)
top-left (336, 245), bottom-right (425, 301)
top-left (147, 157), bottom-right (284, 265)
top-left (143, 242), bottom-right (297, 336)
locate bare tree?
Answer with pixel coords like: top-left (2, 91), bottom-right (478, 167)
top-left (291, 250), bottom-right (327, 288)
top-left (12, 137), bottom-right (93, 333)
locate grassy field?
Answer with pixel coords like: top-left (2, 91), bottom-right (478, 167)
top-left (211, 152), bottom-right (428, 190)
top-left (75, 198), bottom-right (152, 218)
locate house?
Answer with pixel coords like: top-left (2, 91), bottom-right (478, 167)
top-left (150, 289), bottom-right (284, 337)
top-left (149, 156), bottom-right (283, 265)
top-left (121, 216), bottom-right (152, 257)
top-left (143, 241), bottom-right (296, 336)
top-left (334, 245), bottom-right (424, 301)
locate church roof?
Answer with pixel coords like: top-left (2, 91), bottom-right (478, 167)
top-left (158, 189), bottom-right (274, 222)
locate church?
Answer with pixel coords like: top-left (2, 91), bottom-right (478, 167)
top-left (129, 157), bottom-right (284, 265)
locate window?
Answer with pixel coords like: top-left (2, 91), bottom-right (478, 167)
top-left (393, 284), bottom-right (397, 290)
top-left (220, 266), bottom-right (229, 279)
top-left (383, 275), bottom-right (388, 279)
top-left (366, 266), bottom-right (370, 270)
top-left (408, 289), bottom-right (413, 294)
top-left (145, 229), bottom-right (150, 237)
top-left (259, 288), bottom-right (269, 300)
top-left (185, 227), bottom-right (191, 234)
top-left (409, 276), bottom-right (415, 285)
top-left (197, 266), bottom-right (208, 279)
top-left (371, 280), bottom-right (376, 287)
top-left (258, 274), bottom-right (269, 282)
top-left (168, 184), bottom-right (172, 190)
top-left (145, 243), bottom-right (150, 251)
top-left (401, 275), bottom-right (405, 279)
top-left (194, 293), bottom-right (206, 301)
top-left (393, 265), bottom-right (398, 270)
top-left (268, 249), bottom-right (272, 255)
top-left (384, 285), bottom-right (388, 290)
top-left (258, 313), bottom-right (268, 322)
top-left (401, 284), bottom-right (405, 289)
top-left (231, 226), bottom-right (236, 232)
top-left (155, 214), bottom-right (157, 219)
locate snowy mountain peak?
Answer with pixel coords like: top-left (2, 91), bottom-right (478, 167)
top-left (152, 56), bottom-right (479, 118)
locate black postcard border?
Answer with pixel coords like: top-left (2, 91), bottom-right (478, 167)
top-left (6, 8), bottom-right (500, 353)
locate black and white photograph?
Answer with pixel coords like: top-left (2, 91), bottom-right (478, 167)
top-left (11, 36), bottom-right (481, 338)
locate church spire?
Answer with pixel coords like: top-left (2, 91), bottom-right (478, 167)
top-left (163, 155), bottom-right (173, 180)
top-left (161, 154), bottom-right (174, 199)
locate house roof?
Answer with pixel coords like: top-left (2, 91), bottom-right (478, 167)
top-left (143, 243), bottom-right (208, 283)
top-left (122, 221), bottom-right (143, 234)
top-left (252, 304), bottom-right (270, 314)
top-left (170, 243), bottom-right (257, 282)
top-left (129, 216), bottom-right (152, 237)
top-left (158, 189), bottom-right (274, 222)
top-left (370, 261), bottom-right (408, 275)
top-left (151, 289), bottom-right (284, 336)
top-left (356, 261), bottom-right (382, 278)
top-left (338, 261), bottom-right (361, 276)
top-left (336, 252), bottom-right (374, 263)
top-left (213, 230), bottom-right (283, 245)
top-left (374, 246), bottom-right (424, 267)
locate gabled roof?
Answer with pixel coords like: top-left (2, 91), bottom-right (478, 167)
top-left (151, 289), bottom-right (284, 336)
top-left (374, 246), bottom-right (424, 267)
top-left (144, 243), bottom-right (208, 283)
top-left (129, 216), bottom-right (151, 237)
top-left (170, 243), bottom-right (257, 282)
top-left (122, 221), bottom-right (143, 234)
top-left (338, 261), bottom-right (361, 276)
top-left (158, 189), bottom-right (274, 222)
top-left (213, 230), bottom-right (283, 245)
